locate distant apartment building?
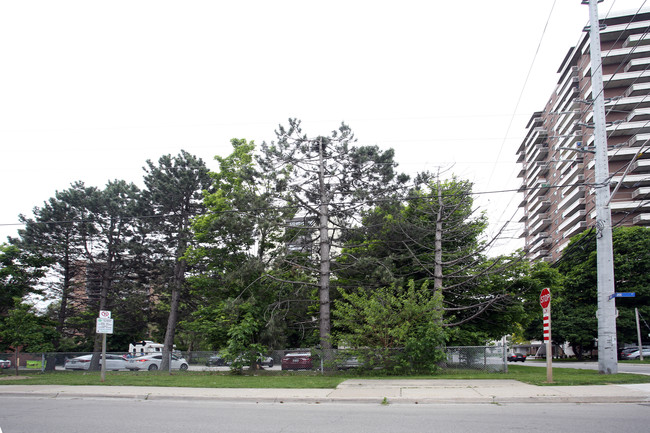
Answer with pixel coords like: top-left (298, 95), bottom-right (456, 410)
top-left (517, 8), bottom-right (650, 262)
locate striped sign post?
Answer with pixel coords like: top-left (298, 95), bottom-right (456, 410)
top-left (540, 288), bottom-right (552, 383)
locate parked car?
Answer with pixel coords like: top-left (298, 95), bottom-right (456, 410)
top-left (0, 359), bottom-right (11, 369)
top-left (622, 349), bottom-right (650, 360)
top-left (281, 352), bottom-right (313, 370)
top-left (337, 356), bottom-right (362, 370)
top-left (507, 353), bottom-right (526, 362)
top-left (64, 354), bottom-right (126, 371)
top-left (126, 354), bottom-right (189, 371)
top-left (244, 353), bottom-right (273, 368)
top-left (206, 353), bottom-right (228, 366)
top-left (619, 346), bottom-right (650, 360)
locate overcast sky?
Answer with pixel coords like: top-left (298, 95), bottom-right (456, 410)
top-left (1, 0), bottom-right (648, 256)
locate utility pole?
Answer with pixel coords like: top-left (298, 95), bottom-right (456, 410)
top-left (636, 308), bottom-right (644, 361)
top-left (586, 0), bottom-right (618, 374)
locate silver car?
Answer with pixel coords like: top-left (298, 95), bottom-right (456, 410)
top-left (64, 354), bottom-right (126, 371)
top-left (126, 354), bottom-right (189, 371)
top-left (623, 349), bottom-right (650, 360)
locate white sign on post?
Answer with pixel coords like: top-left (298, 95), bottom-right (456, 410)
top-left (96, 317), bottom-right (114, 334)
top-left (99, 310), bottom-right (111, 319)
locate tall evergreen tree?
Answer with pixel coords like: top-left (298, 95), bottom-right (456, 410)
top-left (12, 184), bottom-right (89, 354)
top-left (141, 150), bottom-right (211, 370)
top-left (258, 119), bottom-right (409, 354)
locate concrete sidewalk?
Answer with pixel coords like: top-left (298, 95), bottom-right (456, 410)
top-left (2, 379), bottom-right (650, 404)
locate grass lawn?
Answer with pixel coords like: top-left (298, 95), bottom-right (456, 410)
top-left (1, 365), bottom-right (650, 388)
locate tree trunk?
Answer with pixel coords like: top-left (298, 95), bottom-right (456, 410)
top-left (48, 255), bottom-right (72, 371)
top-left (317, 138), bottom-right (333, 370)
top-left (14, 347), bottom-right (19, 376)
top-left (317, 139), bottom-right (331, 350)
top-left (434, 178), bottom-right (443, 295)
top-left (89, 265), bottom-right (110, 371)
top-left (161, 257), bottom-right (187, 371)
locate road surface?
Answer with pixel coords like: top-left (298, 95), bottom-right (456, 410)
top-left (1, 397), bottom-right (649, 433)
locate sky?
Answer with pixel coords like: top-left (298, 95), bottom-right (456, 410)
top-left (1, 0), bottom-right (648, 256)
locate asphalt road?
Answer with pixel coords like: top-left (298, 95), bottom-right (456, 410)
top-left (1, 397), bottom-right (649, 433)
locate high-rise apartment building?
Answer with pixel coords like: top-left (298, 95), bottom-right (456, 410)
top-left (517, 8), bottom-right (650, 262)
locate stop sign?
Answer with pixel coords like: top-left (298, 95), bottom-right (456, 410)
top-left (540, 288), bottom-right (551, 309)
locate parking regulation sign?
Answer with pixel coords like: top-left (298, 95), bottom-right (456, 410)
top-left (96, 317), bottom-right (114, 334)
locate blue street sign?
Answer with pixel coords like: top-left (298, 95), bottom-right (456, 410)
top-left (609, 292), bottom-right (636, 300)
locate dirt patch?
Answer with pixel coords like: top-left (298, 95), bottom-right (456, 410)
top-left (0, 375), bottom-right (30, 381)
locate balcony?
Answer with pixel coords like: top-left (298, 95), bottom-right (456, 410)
top-left (610, 200), bottom-right (650, 212)
top-left (526, 142), bottom-right (549, 164)
top-left (529, 249), bottom-right (550, 261)
top-left (607, 121), bottom-right (650, 137)
top-left (624, 82), bottom-right (650, 97)
top-left (530, 216), bottom-right (551, 236)
top-left (610, 173), bottom-right (650, 187)
top-left (628, 159), bottom-right (650, 173)
top-left (623, 33), bottom-right (650, 48)
top-left (517, 167), bottom-right (526, 178)
top-left (563, 220), bottom-right (588, 239)
top-left (622, 133), bottom-right (650, 148)
top-left (624, 58), bottom-right (650, 73)
top-left (611, 95), bottom-right (650, 111)
top-left (527, 161), bottom-right (549, 181)
top-left (602, 45), bottom-right (650, 66)
top-left (528, 198), bottom-right (551, 215)
top-left (626, 108), bottom-right (650, 123)
top-left (563, 198), bottom-right (586, 219)
top-left (633, 213), bottom-right (650, 225)
top-left (530, 179), bottom-right (551, 199)
top-left (558, 210), bottom-right (586, 232)
top-left (599, 19), bottom-right (650, 43)
top-left (558, 186), bottom-right (585, 210)
top-left (603, 70), bottom-right (650, 89)
top-left (517, 151), bottom-right (525, 163)
top-left (529, 232), bottom-right (552, 253)
top-left (632, 187), bottom-right (650, 199)
top-left (608, 146), bottom-right (650, 162)
top-left (528, 211), bottom-right (549, 227)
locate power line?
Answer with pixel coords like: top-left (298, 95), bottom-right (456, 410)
top-left (0, 181), bottom-right (590, 230)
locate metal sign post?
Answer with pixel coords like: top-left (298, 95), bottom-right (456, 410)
top-left (96, 311), bottom-right (113, 383)
top-left (540, 288), bottom-right (552, 383)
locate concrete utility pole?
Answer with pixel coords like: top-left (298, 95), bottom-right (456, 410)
top-left (586, 0), bottom-right (618, 374)
top-left (636, 308), bottom-right (644, 361)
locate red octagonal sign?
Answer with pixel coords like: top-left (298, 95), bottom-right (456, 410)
top-left (540, 288), bottom-right (551, 309)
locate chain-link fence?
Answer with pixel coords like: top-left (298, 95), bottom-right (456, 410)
top-left (442, 346), bottom-right (508, 372)
top-left (1, 346), bottom-right (506, 374)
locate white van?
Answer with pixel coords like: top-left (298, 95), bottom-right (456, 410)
top-left (128, 340), bottom-right (178, 356)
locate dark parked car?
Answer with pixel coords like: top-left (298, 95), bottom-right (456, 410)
top-left (206, 354), bottom-right (228, 366)
top-left (281, 352), bottom-right (313, 370)
top-left (507, 353), bottom-right (526, 362)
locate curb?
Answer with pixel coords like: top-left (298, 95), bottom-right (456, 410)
top-left (2, 391), bottom-right (649, 405)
